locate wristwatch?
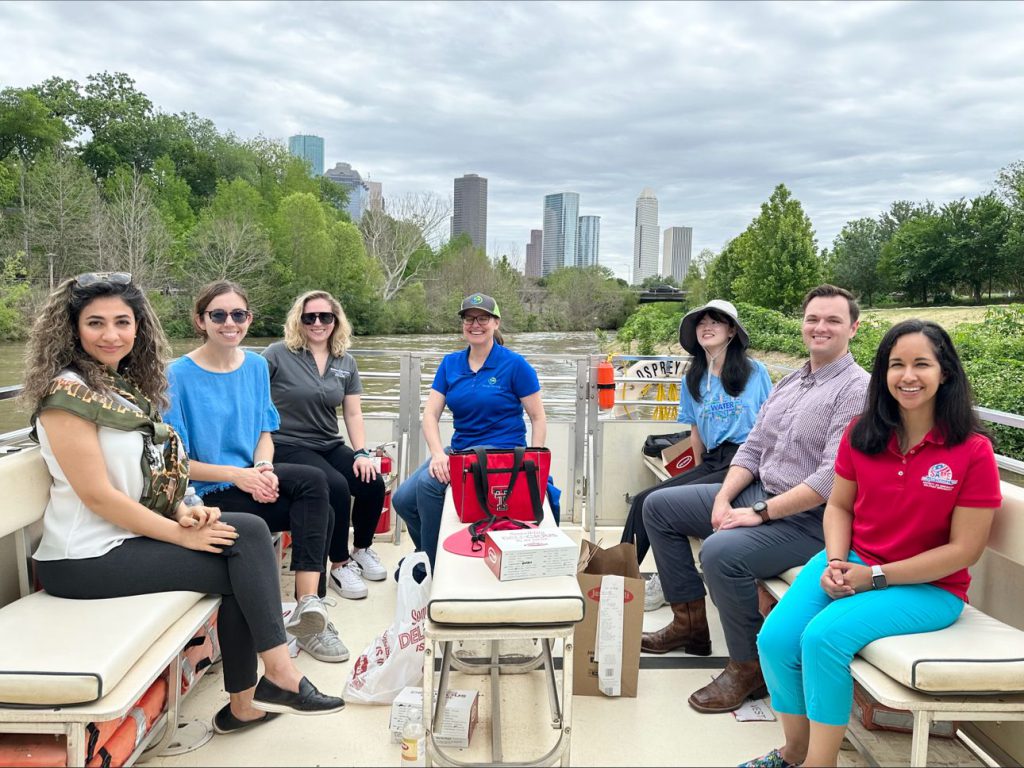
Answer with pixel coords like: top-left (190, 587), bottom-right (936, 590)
top-left (871, 564), bottom-right (888, 590)
top-left (752, 500), bottom-right (771, 525)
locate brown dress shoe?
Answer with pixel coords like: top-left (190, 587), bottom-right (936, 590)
top-left (640, 599), bottom-right (712, 655)
top-left (688, 659), bottom-right (767, 713)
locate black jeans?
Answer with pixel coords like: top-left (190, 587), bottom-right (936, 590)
top-left (203, 463), bottom-right (331, 575)
top-left (620, 441), bottom-right (740, 566)
top-left (274, 441), bottom-right (386, 563)
top-left (35, 513), bottom-right (286, 694)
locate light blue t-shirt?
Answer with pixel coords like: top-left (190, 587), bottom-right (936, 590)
top-left (677, 358), bottom-right (773, 452)
top-left (164, 351), bottom-right (280, 498)
top-left (432, 344), bottom-right (541, 451)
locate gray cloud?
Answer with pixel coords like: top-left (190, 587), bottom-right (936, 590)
top-left (2, 0), bottom-right (1022, 278)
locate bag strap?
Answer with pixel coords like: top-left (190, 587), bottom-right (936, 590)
top-left (469, 447), bottom-right (492, 515)
top-left (523, 458), bottom-right (544, 525)
top-left (467, 447), bottom-right (542, 549)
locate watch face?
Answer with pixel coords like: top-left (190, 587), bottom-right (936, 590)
top-left (753, 501), bottom-right (767, 512)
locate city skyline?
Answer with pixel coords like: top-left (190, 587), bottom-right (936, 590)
top-left (633, 188), bottom-right (659, 285)
top-left (4, 3), bottom-right (1022, 280)
top-left (451, 173), bottom-right (488, 250)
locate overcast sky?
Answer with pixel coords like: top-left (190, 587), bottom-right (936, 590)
top-left (3, 1), bottom-right (1023, 280)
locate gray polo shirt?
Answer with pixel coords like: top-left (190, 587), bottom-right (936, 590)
top-left (263, 341), bottom-right (363, 450)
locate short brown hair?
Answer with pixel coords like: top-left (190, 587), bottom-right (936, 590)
top-left (801, 284), bottom-right (860, 323)
top-left (192, 280), bottom-right (249, 338)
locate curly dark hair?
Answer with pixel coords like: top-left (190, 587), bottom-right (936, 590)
top-left (21, 276), bottom-right (172, 412)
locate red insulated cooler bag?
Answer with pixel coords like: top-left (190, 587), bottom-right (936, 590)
top-left (449, 446), bottom-right (550, 526)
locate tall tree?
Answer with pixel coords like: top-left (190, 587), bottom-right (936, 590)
top-left (829, 217), bottom-right (886, 306)
top-left (99, 166), bottom-right (171, 290)
top-left (733, 184), bottom-right (822, 313)
top-left (705, 235), bottom-right (748, 301)
top-left (187, 178), bottom-right (273, 286)
top-left (955, 194), bottom-right (1010, 302)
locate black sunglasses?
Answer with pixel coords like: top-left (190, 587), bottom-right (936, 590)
top-left (75, 272), bottom-right (132, 287)
top-left (204, 309), bottom-right (252, 324)
top-left (300, 312), bottom-right (336, 326)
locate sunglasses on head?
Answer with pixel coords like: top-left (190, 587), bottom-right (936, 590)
top-left (300, 312), bottom-right (336, 326)
top-left (203, 309), bottom-right (252, 324)
top-left (75, 272), bottom-right (132, 288)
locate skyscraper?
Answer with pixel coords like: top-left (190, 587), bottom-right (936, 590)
top-left (323, 162), bottom-right (370, 221)
top-left (366, 180), bottom-right (384, 213)
top-left (288, 134), bottom-right (325, 177)
top-left (451, 173), bottom-right (488, 250)
top-left (633, 188), bottom-right (659, 284)
top-left (575, 215), bottom-right (601, 267)
top-left (541, 192), bottom-right (579, 276)
top-left (662, 226), bottom-right (693, 283)
top-left (525, 229), bottom-right (543, 278)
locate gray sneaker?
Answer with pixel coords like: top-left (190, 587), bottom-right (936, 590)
top-left (297, 622), bottom-right (350, 663)
top-left (644, 573), bottom-right (667, 612)
top-left (286, 595), bottom-right (329, 640)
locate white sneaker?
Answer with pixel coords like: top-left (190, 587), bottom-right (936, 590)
top-left (329, 561), bottom-right (368, 600)
top-left (350, 547), bottom-right (387, 581)
top-left (285, 594), bottom-right (329, 640)
top-left (645, 573), bottom-right (667, 612)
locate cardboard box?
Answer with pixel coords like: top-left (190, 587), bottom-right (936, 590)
top-left (573, 540), bottom-right (644, 697)
top-left (662, 435), bottom-right (696, 477)
top-left (483, 527), bottom-right (578, 581)
top-left (389, 686), bottom-right (479, 747)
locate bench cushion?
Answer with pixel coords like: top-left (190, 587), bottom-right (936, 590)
top-left (0, 590), bottom-right (207, 706)
top-left (858, 605), bottom-right (1024, 694)
top-left (428, 493), bottom-right (584, 627)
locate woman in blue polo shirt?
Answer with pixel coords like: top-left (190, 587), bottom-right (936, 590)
top-left (392, 293), bottom-right (546, 570)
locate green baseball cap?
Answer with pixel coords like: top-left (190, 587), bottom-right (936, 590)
top-left (459, 293), bottom-right (501, 318)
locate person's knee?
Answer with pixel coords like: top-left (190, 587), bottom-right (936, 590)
top-left (641, 491), bottom-right (670, 532)
top-left (800, 616), bottom-right (847, 666)
top-left (699, 534), bottom-right (747, 580)
top-left (223, 512), bottom-right (273, 547)
top-left (757, 612), bottom-right (797, 662)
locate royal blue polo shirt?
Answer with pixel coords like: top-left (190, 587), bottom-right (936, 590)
top-left (432, 344), bottom-right (541, 451)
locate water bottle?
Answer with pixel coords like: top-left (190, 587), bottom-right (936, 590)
top-left (400, 707), bottom-right (425, 766)
top-left (183, 486), bottom-right (202, 509)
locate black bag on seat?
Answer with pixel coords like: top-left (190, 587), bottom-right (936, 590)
top-left (642, 430), bottom-right (691, 457)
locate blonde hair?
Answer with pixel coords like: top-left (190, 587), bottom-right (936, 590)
top-left (283, 290), bottom-right (352, 356)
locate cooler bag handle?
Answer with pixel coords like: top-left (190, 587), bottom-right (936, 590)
top-left (467, 447), bottom-right (545, 549)
top-left (468, 446), bottom-right (524, 516)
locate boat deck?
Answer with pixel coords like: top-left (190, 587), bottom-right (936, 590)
top-left (144, 527), bottom-right (982, 767)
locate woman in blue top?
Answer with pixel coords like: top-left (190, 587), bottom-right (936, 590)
top-left (622, 300), bottom-right (772, 605)
top-left (392, 293), bottom-right (547, 570)
top-left (165, 281), bottom-right (347, 664)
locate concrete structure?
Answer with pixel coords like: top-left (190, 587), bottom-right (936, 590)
top-left (288, 134), bottom-right (325, 177)
top-left (526, 229), bottom-right (543, 278)
top-left (575, 215), bottom-right (601, 267)
top-left (323, 162), bottom-right (370, 222)
top-left (662, 226), bottom-right (693, 283)
top-left (542, 192), bottom-right (580, 276)
top-left (632, 188), bottom-right (659, 284)
top-left (366, 180), bottom-right (383, 213)
top-left (451, 173), bottom-right (488, 250)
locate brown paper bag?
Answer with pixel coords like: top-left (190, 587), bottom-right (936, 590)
top-left (573, 539), bottom-right (644, 697)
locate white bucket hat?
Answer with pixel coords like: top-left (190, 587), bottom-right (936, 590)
top-left (678, 299), bottom-right (750, 356)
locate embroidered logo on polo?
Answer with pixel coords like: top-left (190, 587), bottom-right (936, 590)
top-left (329, 368), bottom-right (350, 379)
top-left (922, 463), bottom-right (958, 491)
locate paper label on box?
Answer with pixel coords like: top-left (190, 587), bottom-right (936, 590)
top-left (484, 528), bottom-right (578, 581)
top-left (595, 574), bottom-right (624, 697)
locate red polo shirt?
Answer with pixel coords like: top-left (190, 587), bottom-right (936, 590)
top-left (834, 423), bottom-right (1001, 601)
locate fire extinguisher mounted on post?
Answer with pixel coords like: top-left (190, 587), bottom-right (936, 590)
top-left (373, 442), bottom-right (397, 538)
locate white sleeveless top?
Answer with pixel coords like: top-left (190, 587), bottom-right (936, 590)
top-left (33, 372), bottom-right (146, 561)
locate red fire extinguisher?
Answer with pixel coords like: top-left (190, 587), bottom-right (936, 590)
top-left (374, 444), bottom-right (395, 535)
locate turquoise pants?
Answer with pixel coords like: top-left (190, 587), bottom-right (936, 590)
top-left (757, 549), bottom-right (963, 726)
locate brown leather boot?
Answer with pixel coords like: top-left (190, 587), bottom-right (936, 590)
top-left (640, 599), bottom-right (712, 655)
top-left (688, 658), bottom-right (767, 713)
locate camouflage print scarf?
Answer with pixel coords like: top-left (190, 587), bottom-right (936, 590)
top-left (32, 370), bottom-right (189, 518)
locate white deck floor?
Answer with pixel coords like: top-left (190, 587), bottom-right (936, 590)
top-left (141, 528), bottom-right (893, 767)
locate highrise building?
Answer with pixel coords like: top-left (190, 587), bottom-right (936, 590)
top-left (541, 192), bottom-right (579, 276)
top-left (575, 215), bottom-right (601, 267)
top-left (288, 134), bottom-right (325, 177)
top-left (632, 188), bottom-right (659, 284)
top-left (525, 229), bottom-right (543, 278)
top-left (662, 226), bottom-right (693, 283)
top-left (451, 173), bottom-right (488, 250)
top-left (366, 180), bottom-right (384, 213)
top-left (323, 162), bottom-right (370, 221)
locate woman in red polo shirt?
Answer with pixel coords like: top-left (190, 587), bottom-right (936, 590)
top-left (746, 319), bottom-right (1001, 768)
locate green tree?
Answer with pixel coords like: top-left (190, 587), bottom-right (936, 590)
top-left (732, 184), bottom-right (822, 313)
top-left (327, 219), bottom-right (381, 334)
top-left (828, 217), bottom-right (887, 306)
top-left (879, 210), bottom-right (944, 303)
top-left (543, 266), bottom-right (634, 332)
top-left (187, 178), bottom-right (273, 287)
top-left (705, 235), bottom-right (748, 301)
top-left (272, 192), bottom-right (334, 294)
top-left (954, 194), bottom-right (1009, 303)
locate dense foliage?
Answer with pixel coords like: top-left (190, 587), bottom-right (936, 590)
top-left (0, 72), bottom-right (635, 339)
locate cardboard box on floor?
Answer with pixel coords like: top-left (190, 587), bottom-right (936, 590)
top-left (574, 539), bottom-right (644, 697)
top-left (390, 686), bottom-right (479, 747)
top-left (662, 434), bottom-right (696, 477)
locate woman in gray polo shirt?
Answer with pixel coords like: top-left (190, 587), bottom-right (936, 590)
top-left (263, 291), bottom-right (387, 602)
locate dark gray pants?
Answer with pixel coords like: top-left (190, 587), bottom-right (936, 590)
top-left (35, 512), bottom-right (287, 694)
top-left (642, 481), bottom-right (824, 661)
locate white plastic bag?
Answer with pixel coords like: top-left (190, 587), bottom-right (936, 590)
top-left (344, 552), bottom-right (432, 704)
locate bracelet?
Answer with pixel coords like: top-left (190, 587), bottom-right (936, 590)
top-left (254, 460), bottom-right (273, 470)
top-left (828, 557), bottom-right (842, 562)
top-left (353, 449), bottom-right (371, 460)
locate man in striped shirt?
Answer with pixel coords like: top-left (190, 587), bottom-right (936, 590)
top-left (641, 285), bottom-right (870, 715)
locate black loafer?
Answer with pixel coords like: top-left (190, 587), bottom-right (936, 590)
top-left (212, 704), bottom-right (279, 734)
top-left (252, 676), bottom-right (345, 715)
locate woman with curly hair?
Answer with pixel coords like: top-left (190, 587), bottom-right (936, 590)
top-left (24, 273), bottom-right (343, 735)
top-left (263, 290), bottom-right (387, 601)
top-left (164, 280), bottom-right (347, 664)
